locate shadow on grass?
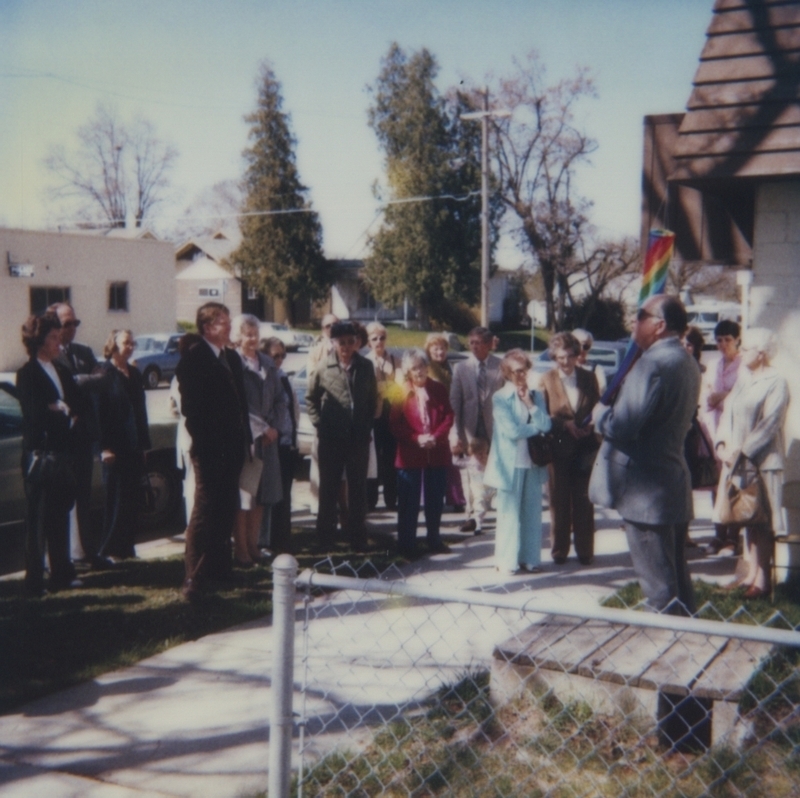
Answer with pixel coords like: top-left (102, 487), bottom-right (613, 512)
top-left (0, 555), bottom-right (274, 716)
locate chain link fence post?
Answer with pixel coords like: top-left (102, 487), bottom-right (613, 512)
top-left (269, 554), bottom-right (298, 798)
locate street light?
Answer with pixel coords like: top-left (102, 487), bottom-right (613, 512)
top-left (461, 89), bottom-right (511, 328)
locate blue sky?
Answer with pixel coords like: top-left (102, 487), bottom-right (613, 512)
top-left (1, 0), bottom-right (712, 263)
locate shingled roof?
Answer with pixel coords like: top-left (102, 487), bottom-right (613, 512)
top-left (671, 0), bottom-right (800, 184)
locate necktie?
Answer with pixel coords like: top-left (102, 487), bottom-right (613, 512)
top-left (478, 361), bottom-right (487, 405)
top-left (219, 349), bottom-right (231, 372)
top-left (281, 375), bottom-right (297, 447)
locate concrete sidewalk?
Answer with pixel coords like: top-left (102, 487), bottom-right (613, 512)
top-left (0, 486), bottom-right (736, 797)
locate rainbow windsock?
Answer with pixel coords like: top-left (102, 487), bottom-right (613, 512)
top-left (594, 229), bottom-right (675, 410)
top-left (639, 229), bottom-right (674, 304)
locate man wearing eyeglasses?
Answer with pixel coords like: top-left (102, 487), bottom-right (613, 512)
top-left (589, 295), bottom-right (700, 615)
top-left (49, 302), bottom-right (104, 568)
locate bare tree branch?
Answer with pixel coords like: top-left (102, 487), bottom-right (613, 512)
top-left (44, 103), bottom-right (177, 229)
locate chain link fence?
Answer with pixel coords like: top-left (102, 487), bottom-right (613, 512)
top-left (269, 557), bottom-right (800, 798)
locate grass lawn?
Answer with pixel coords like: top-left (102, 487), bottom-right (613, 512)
top-left (0, 527), bottom-right (402, 716)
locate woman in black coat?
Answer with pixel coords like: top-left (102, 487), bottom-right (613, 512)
top-left (96, 330), bottom-right (151, 560)
top-left (17, 313), bottom-right (82, 595)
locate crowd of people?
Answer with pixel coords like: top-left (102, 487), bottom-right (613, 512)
top-left (16, 296), bottom-right (791, 612)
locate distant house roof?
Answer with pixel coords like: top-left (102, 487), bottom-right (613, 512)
top-left (70, 227), bottom-right (159, 240)
top-left (175, 256), bottom-right (237, 281)
top-left (175, 228), bottom-right (242, 264)
top-left (671, 0), bottom-right (800, 184)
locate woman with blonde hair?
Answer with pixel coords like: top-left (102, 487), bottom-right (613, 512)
top-left (425, 332), bottom-right (466, 511)
top-left (366, 321), bottom-right (400, 510)
top-left (714, 328), bottom-right (789, 598)
top-left (390, 348), bottom-right (454, 558)
top-left (96, 329), bottom-right (150, 560)
top-left (484, 349), bottom-right (551, 575)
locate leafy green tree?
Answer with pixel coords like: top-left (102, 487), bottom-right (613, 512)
top-left (365, 44), bottom-right (492, 328)
top-left (229, 62), bottom-right (330, 321)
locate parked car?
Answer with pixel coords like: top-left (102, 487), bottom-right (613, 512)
top-left (0, 380), bottom-right (182, 575)
top-left (258, 322), bottom-right (315, 353)
top-left (533, 340), bottom-right (628, 383)
top-left (132, 333), bottom-right (184, 389)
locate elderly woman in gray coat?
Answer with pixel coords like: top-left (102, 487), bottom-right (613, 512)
top-left (714, 328), bottom-right (789, 598)
top-left (231, 314), bottom-right (289, 566)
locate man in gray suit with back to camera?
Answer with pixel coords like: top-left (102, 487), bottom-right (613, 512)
top-left (589, 294), bottom-right (700, 615)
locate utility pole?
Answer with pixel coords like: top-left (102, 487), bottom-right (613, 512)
top-left (461, 91), bottom-right (510, 328)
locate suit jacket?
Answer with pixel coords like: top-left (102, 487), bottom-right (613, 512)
top-left (56, 340), bottom-right (101, 444)
top-left (483, 382), bottom-right (551, 493)
top-left (96, 361), bottom-right (151, 458)
top-left (306, 351), bottom-right (378, 444)
top-left (588, 336), bottom-right (701, 525)
top-left (16, 358), bottom-right (82, 455)
top-left (449, 353), bottom-right (503, 447)
top-left (176, 339), bottom-right (249, 470)
top-left (541, 367), bottom-right (600, 463)
top-left (57, 341), bottom-right (98, 377)
top-left (390, 378), bottom-right (454, 469)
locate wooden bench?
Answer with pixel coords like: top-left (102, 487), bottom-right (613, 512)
top-left (491, 614), bottom-right (775, 751)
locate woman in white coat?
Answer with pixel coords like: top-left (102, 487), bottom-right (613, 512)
top-left (484, 349), bottom-right (552, 575)
top-left (715, 328), bottom-right (789, 598)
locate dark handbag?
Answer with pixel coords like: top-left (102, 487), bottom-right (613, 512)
top-left (684, 415), bottom-right (720, 490)
top-left (26, 449), bottom-right (59, 487)
top-left (715, 455), bottom-right (770, 527)
top-left (527, 433), bottom-right (554, 466)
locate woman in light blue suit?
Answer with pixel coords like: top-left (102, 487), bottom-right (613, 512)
top-left (484, 350), bottom-right (552, 575)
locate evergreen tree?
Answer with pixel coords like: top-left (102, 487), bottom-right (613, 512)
top-left (365, 44), bottom-right (491, 328)
top-left (230, 62), bottom-right (330, 320)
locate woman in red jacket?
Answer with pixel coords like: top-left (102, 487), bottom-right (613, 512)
top-left (390, 348), bottom-right (455, 559)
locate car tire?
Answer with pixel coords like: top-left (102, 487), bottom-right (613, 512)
top-left (143, 367), bottom-right (161, 390)
top-left (140, 458), bottom-right (180, 528)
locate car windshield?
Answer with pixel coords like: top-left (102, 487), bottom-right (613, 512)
top-left (273, 324), bottom-right (289, 331)
top-left (586, 347), bottom-right (620, 369)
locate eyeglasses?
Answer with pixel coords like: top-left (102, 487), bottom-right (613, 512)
top-left (370, 335), bottom-right (386, 341)
top-left (271, 352), bottom-right (285, 360)
top-left (62, 319), bottom-right (81, 328)
top-left (636, 308), bottom-right (662, 323)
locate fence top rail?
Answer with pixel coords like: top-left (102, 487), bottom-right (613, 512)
top-left (296, 569), bottom-right (800, 649)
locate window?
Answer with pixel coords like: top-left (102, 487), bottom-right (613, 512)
top-left (30, 286), bottom-right (71, 315)
top-left (247, 286), bottom-right (259, 300)
top-left (199, 287), bottom-right (220, 297)
top-left (108, 282), bottom-right (128, 311)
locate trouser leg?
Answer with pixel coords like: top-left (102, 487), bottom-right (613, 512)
top-left (495, 472), bottom-right (523, 572)
top-left (423, 467), bottom-right (446, 545)
top-left (549, 461), bottom-right (571, 560)
top-left (317, 437), bottom-right (346, 546)
top-left (396, 468), bottom-right (422, 554)
top-left (571, 467), bottom-right (595, 561)
top-left (517, 469), bottom-right (543, 568)
top-left (185, 455), bottom-right (238, 586)
top-left (270, 445), bottom-right (294, 554)
top-left (624, 520), bottom-right (695, 615)
top-left (344, 439), bottom-right (371, 548)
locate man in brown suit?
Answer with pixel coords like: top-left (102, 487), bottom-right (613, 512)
top-left (540, 332), bottom-right (601, 565)
top-left (176, 303), bottom-right (250, 599)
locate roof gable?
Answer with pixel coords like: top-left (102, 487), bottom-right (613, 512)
top-left (672, 0), bottom-right (800, 183)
